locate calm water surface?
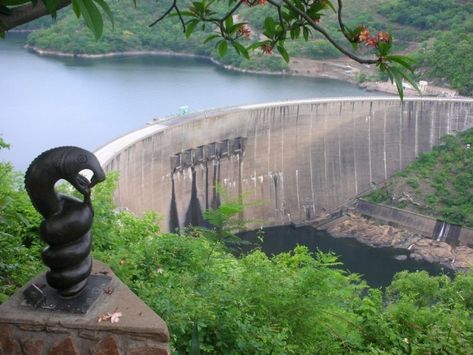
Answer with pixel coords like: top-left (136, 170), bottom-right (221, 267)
top-left (1, 33), bottom-right (381, 171)
top-left (238, 226), bottom-right (449, 288)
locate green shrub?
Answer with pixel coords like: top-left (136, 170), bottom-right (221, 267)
top-left (0, 137), bottom-right (43, 301)
top-left (406, 176), bottom-right (420, 190)
top-left (364, 189), bottom-right (389, 204)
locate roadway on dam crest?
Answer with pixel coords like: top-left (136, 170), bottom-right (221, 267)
top-left (96, 97), bottom-right (473, 232)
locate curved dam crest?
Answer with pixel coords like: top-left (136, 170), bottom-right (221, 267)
top-left (96, 97), bottom-right (473, 232)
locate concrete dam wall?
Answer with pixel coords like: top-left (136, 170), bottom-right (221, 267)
top-left (97, 98), bottom-right (473, 232)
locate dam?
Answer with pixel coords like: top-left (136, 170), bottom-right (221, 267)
top-left (96, 97), bottom-right (473, 232)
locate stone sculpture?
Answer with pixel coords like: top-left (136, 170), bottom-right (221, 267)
top-left (25, 147), bottom-right (106, 298)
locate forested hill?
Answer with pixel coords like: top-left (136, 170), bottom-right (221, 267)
top-left (24, 0), bottom-right (473, 95)
top-left (365, 128), bottom-right (473, 228)
top-left (379, 0), bottom-right (473, 96)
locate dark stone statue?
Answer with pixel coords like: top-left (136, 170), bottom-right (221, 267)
top-left (25, 147), bottom-right (106, 297)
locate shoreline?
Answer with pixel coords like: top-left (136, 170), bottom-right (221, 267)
top-left (26, 45), bottom-right (296, 78)
top-left (24, 45), bottom-right (382, 92)
top-left (26, 45), bottom-right (464, 98)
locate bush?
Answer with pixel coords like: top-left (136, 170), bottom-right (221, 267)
top-left (364, 188), bottom-right (389, 203)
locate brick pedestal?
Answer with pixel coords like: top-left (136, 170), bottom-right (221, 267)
top-left (0, 261), bottom-right (169, 355)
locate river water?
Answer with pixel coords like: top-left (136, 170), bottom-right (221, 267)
top-left (1, 33), bottom-right (380, 171)
top-left (238, 226), bottom-right (448, 288)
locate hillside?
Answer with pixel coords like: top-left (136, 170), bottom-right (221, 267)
top-left (23, 0), bottom-right (473, 94)
top-left (365, 128), bottom-right (473, 228)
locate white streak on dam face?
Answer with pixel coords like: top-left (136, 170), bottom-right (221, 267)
top-left (97, 97), bottom-right (473, 231)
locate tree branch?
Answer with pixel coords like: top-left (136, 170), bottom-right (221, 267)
top-left (149, 0), bottom-right (176, 27)
top-left (280, 0), bottom-right (378, 65)
top-left (202, 0), bottom-right (243, 23)
top-left (0, 0), bottom-right (71, 31)
top-left (336, 0), bottom-right (353, 43)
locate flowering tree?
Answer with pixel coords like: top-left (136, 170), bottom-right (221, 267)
top-left (0, 0), bottom-right (417, 97)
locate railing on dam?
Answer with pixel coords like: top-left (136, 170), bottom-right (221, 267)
top-left (95, 97), bottom-right (473, 232)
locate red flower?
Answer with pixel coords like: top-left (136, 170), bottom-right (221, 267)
top-left (377, 31), bottom-right (390, 42)
top-left (239, 25), bottom-right (251, 39)
top-left (365, 36), bottom-right (378, 46)
top-left (261, 43), bottom-right (273, 54)
top-left (354, 26), bottom-right (370, 43)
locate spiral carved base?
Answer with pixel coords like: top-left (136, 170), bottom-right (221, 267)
top-left (40, 195), bottom-right (94, 297)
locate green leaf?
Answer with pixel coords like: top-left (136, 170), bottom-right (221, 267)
top-left (388, 66), bottom-right (404, 101)
top-left (76, 0), bottom-right (104, 40)
top-left (229, 22), bottom-right (245, 35)
top-left (94, 0), bottom-right (114, 28)
top-left (185, 20), bottom-right (199, 38)
top-left (386, 55), bottom-right (416, 71)
top-left (43, 0), bottom-right (61, 18)
top-left (392, 65), bottom-right (420, 95)
top-left (204, 34), bottom-right (220, 44)
top-left (192, 1), bottom-right (204, 13)
top-left (263, 17), bottom-right (276, 37)
top-left (177, 10), bottom-right (194, 16)
top-left (218, 40), bottom-right (228, 57)
top-left (247, 41), bottom-right (264, 51)
top-left (290, 26), bottom-right (300, 40)
top-left (233, 42), bottom-right (249, 59)
top-left (72, 0), bottom-right (81, 18)
top-left (303, 26), bottom-right (309, 41)
top-left (191, 321), bottom-right (200, 355)
top-left (277, 44), bottom-right (289, 63)
top-left (326, 0), bottom-right (336, 12)
top-left (293, 0), bottom-right (304, 11)
top-left (281, 9), bottom-right (293, 22)
top-left (224, 14), bottom-right (233, 30)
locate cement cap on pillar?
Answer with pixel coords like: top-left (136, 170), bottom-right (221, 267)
top-left (0, 260), bottom-right (169, 343)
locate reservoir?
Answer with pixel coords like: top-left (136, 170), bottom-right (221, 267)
top-left (1, 33), bottom-right (381, 171)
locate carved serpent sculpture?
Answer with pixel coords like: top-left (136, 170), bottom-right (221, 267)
top-left (25, 147), bottom-right (106, 297)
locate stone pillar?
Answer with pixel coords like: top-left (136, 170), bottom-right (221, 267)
top-left (0, 261), bottom-right (169, 355)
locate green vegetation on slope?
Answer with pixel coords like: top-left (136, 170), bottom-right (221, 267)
top-left (1, 138), bottom-right (473, 353)
top-left (26, 0), bottom-right (288, 72)
top-left (378, 0), bottom-right (464, 30)
top-left (365, 128), bottom-right (473, 227)
top-left (419, 21), bottom-right (473, 95)
top-left (378, 0), bottom-right (473, 95)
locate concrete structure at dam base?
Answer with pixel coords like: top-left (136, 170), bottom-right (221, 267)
top-left (96, 97), bottom-right (473, 240)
